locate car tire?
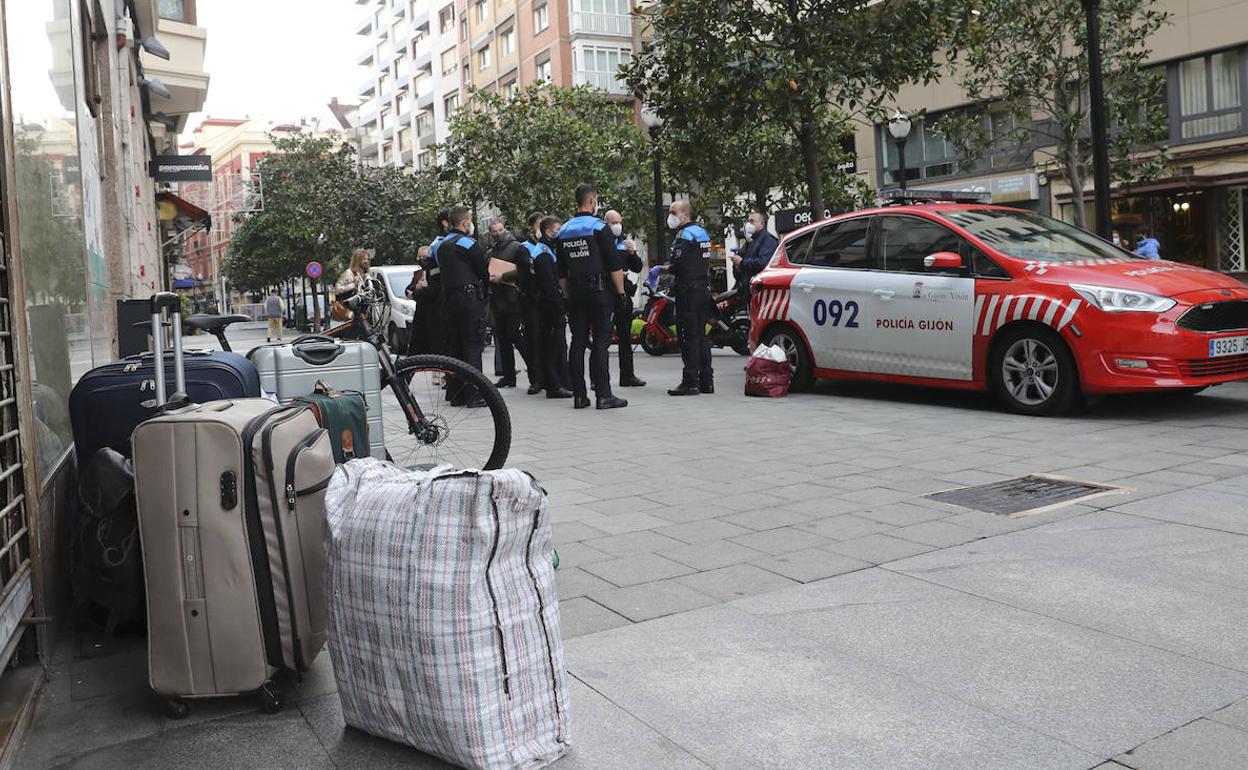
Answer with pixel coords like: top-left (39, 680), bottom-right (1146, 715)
top-left (990, 325), bottom-right (1079, 416)
top-left (640, 330), bottom-right (667, 357)
top-left (1167, 386), bottom-right (1209, 397)
top-left (762, 325), bottom-right (814, 392)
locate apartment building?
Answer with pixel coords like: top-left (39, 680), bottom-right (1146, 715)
top-left (353, 0), bottom-right (640, 169)
top-left (854, 0), bottom-right (1248, 276)
top-left (0, 0), bottom-right (208, 757)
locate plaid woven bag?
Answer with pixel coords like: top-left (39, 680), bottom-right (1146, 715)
top-left (325, 459), bottom-right (570, 770)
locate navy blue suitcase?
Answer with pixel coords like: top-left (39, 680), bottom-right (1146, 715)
top-left (69, 349), bottom-right (261, 463)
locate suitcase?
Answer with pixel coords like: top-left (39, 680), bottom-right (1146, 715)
top-left (325, 459), bottom-right (570, 770)
top-left (132, 294), bottom-right (334, 719)
top-left (247, 336), bottom-right (385, 460)
top-left (70, 342), bottom-right (260, 463)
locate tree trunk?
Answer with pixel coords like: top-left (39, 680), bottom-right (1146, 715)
top-left (799, 113), bottom-right (824, 222)
top-left (754, 190), bottom-right (768, 215)
top-left (1065, 140), bottom-right (1086, 231)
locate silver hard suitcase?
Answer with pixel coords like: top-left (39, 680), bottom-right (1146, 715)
top-left (248, 336), bottom-right (386, 460)
top-left (133, 295), bottom-right (336, 719)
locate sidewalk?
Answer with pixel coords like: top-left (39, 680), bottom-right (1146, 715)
top-left (17, 353), bottom-right (1248, 768)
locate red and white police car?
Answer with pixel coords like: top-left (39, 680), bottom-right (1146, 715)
top-left (749, 191), bottom-right (1248, 414)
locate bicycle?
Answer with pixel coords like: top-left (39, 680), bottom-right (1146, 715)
top-left (184, 277), bottom-right (511, 471)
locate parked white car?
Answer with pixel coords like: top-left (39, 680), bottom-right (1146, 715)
top-left (369, 265), bottom-right (422, 351)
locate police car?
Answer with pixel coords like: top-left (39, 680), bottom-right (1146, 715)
top-left (749, 190), bottom-right (1248, 414)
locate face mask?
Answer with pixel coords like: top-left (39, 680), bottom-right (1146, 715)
top-left (667, 214), bottom-right (682, 231)
top-left (610, 223), bottom-right (623, 237)
top-left (743, 223), bottom-right (757, 238)
top-left (466, 222), bottom-right (475, 236)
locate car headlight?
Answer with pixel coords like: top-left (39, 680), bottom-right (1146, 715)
top-left (1071, 284), bottom-right (1176, 313)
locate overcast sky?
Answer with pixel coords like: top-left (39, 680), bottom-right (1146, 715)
top-left (182, 0), bottom-right (366, 139)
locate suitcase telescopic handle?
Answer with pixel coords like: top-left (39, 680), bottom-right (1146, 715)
top-left (291, 335), bottom-right (344, 365)
top-left (149, 292), bottom-right (186, 405)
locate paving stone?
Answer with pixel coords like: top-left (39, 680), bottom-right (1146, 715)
top-left (581, 553), bottom-right (696, 587)
top-left (675, 563), bottom-right (799, 601)
top-left (729, 526), bottom-right (832, 555)
top-left (559, 597), bottom-right (633, 637)
top-left (589, 580), bottom-right (718, 622)
top-left (855, 502), bottom-right (949, 527)
top-left (1207, 697), bottom-right (1248, 732)
top-left (755, 549), bottom-right (871, 583)
top-left (659, 539), bottom-right (765, 571)
top-left (720, 507), bottom-right (815, 531)
top-left (557, 567), bottom-right (617, 599)
top-left (579, 511), bottom-right (677, 535)
top-left (553, 520), bottom-right (610, 543)
top-left (826, 534), bottom-right (935, 565)
top-left (583, 530), bottom-right (686, 558)
top-left (798, 514), bottom-right (894, 541)
top-left (552, 541), bottom-right (613, 566)
top-left (18, 688), bottom-right (165, 768)
top-left (837, 487), bottom-right (917, 506)
top-left (1116, 719), bottom-right (1248, 770)
top-left (892, 520), bottom-right (983, 547)
top-left (655, 519), bottom-right (754, 544)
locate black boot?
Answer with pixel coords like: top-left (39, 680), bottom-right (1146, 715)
top-left (573, 394), bottom-right (592, 409)
top-left (596, 395), bottom-right (628, 410)
top-left (527, 384), bottom-right (544, 395)
top-left (699, 380), bottom-right (714, 394)
top-left (620, 376), bottom-right (647, 387)
top-left (668, 383), bottom-right (701, 396)
top-left (546, 387), bottom-right (574, 399)
top-left (495, 377), bottom-right (517, 388)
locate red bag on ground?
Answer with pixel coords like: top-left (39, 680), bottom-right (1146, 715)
top-left (745, 345), bottom-right (792, 397)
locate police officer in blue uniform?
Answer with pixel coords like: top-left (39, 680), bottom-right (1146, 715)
top-left (661, 200), bottom-right (714, 396)
top-left (555, 184), bottom-right (628, 410)
top-left (605, 210), bottom-right (646, 388)
top-left (439, 205), bottom-right (490, 407)
top-left (533, 215), bottom-right (573, 398)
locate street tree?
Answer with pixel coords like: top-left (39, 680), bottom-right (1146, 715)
top-left (626, 0), bottom-right (956, 220)
top-left (938, 0), bottom-right (1170, 229)
top-left (439, 85), bottom-right (653, 235)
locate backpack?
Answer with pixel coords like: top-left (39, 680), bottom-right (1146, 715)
top-left (73, 448), bottom-right (144, 634)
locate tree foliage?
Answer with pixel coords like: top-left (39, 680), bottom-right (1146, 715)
top-left (626, 0), bottom-right (959, 220)
top-left (225, 133), bottom-right (446, 292)
top-left (14, 130), bottom-right (87, 306)
top-left (438, 85), bottom-right (653, 235)
top-left (940, 0), bottom-right (1169, 229)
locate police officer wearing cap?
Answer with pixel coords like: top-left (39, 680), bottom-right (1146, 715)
top-left (555, 184), bottom-right (628, 410)
top-left (439, 205), bottom-right (490, 407)
top-left (604, 209), bottom-right (646, 388)
top-left (661, 199), bottom-right (714, 396)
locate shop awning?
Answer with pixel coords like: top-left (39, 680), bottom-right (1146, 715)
top-left (156, 191), bottom-right (211, 229)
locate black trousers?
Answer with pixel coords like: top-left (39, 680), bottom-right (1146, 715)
top-left (494, 308), bottom-right (537, 385)
top-left (445, 290), bottom-right (486, 402)
top-left (568, 289), bottom-right (614, 399)
top-left (613, 303), bottom-right (636, 382)
top-left (408, 300), bottom-right (446, 356)
top-left (537, 301), bottom-right (568, 391)
top-left (675, 283), bottom-right (712, 387)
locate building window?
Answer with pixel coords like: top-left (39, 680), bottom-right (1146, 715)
top-left (574, 45), bottom-right (631, 93)
top-left (442, 47), bottom-right (457, 75)
top-left (534, 3), bottom-right (549, 33)
top-left (500, 27), bottom-right (515, 56)
top-left (380, 107), bottom-right (391, 131)
top-left (439, 4), bottom-right (455, 33)
top-left (461, 18), bottom-right (468, 40)
top-left (478, 45), bottom-right (491, 71)
top-left (475, 0), bottom-right (488, 23)
top-left (571, 0), bottom-right (630, 35)
top-left (445, 92), bottom-right (460, 115)
top-left (418, 151), bottom-right (432, 169)
top-left (1174, 49), bottom-right (1244, 139)
top-left (504, 80), bottom-right (519, 98)
top-left (157, 0), bottom-right (194, 23)
top-left (535, 56), bottom-right (552, 83)
top-left (398, 128), bottom-right (412, 153)
top-left (878, 107), bottom-right (1033, 185)
top-left (416, 112), bottom-right (433, 137)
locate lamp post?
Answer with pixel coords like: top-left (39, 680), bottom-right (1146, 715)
top-left (639, 106), bottom-right (666, 264)
top-left (1082, 0), bottom-right (1113, 238)
top-left (888, 111), bottom-right (913, 191)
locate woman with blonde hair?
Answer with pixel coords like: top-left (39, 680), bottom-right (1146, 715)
top-left (332, 248), bottom-right (371, 320)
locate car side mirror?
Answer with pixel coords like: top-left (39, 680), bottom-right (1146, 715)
top-left (924, 251), bottom-right (964, 273)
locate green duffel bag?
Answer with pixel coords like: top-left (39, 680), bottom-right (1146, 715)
top-left (295, 381), bottom-right (371, 463)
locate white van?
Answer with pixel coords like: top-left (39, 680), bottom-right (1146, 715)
top-left (369, 265), bottom-right (422, 350)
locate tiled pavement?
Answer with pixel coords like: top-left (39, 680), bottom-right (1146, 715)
top-left (18, 346), bottom-right (1248, 768)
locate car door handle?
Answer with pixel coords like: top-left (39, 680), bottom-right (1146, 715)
top-left (796, 283), bottom-right (815, 293)
top-left (873, 289), bottom-right (896, 301)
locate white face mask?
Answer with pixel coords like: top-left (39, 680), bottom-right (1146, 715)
top-left (667, 214), bottom-right (682, 231)
top-left (610, 223), bottom-right (623, 237)
top-left (467, 222), bottom-right (475, 236)
top-left (743, 222), bottom-right (757, 238)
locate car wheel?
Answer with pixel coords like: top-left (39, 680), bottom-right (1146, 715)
top-left (762, 325), bottom-right (814, 392)
top-left (991, 325), bottom-right (1079, 415)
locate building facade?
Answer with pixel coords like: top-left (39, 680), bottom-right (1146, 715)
top-left (854, 0), bottom-right (1248, 276)
top-left (0, 0), bottom-right (208, 759)
top-left (352, 0), bottom-right (640, 169)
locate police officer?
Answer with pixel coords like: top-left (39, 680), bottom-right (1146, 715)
top-left (731, 210), bottom-right (779, 308)
top-left (410, 209), bottom-right (451, 355)
top-left (532, 216), bottom-right (573, 398)
top-left (555, 184), bottom-right (628, 410)
top-left (487, 222), bottom-right (536, 390)
top-left (604, 209), bottom-right (646, 388)
top-left (662, 199), bottom-right (713, 396)
top-left (439, 205), bottom-right (489, 407)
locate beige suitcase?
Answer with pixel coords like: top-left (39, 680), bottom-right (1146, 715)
top-left (132, 294), bottom-right (335, 719)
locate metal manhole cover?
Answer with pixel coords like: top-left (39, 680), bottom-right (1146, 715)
top-left (925, 475), bottom-right (1118, 516)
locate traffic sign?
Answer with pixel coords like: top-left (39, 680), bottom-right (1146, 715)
top-left (306, 261), bottom-right (323, 279)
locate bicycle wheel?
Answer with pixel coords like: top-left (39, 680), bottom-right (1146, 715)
top-left (389, 354), bottom-right (511, 471)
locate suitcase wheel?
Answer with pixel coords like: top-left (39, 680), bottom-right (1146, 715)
top-left (163, 697), bottom-right (191, 720)
top-left (257, 682), bottom-right (283, 714)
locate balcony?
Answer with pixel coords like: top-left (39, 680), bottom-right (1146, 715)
top-left (360, 141), bottom-right (379, 160)
top-left (356, 16), bottom-right (373, 36)
top-left (417, 86), bottom-right (435, 111)
top-left (360, 106), bottom-right (378, 127)
top-left (419, 130), bottom-right (437, 150)
top-left (574, 71), bottom-right (630, 95)
top-left (138, 15), bottom-right (209, 130)
top-left (415, 50), bottom-right (433, 72)
top-left (570, 11), bottom-right (631, 37)
top-left (412, 7), bottom-right (431, 31)
top-left (359, 78), bottom-right (376, 97)
top-left (358, 48), bottom-right (374, 67)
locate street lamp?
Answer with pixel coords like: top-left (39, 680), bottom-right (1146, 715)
top-left (639, 105), bottom-right (666, 264)
top-left (1082, 0), bottom-right (1113, 238)
top-left (888, 110), bottom-right (913, 191)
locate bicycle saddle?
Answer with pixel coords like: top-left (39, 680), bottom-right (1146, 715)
top-left (185, 314), bottom-right (251, 333)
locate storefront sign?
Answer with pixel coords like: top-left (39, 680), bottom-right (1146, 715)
top-left (152, 154), bottom-right (213, 183)
top-left (919, 173), bottom-right (1039, 204)
top-left (775, 207), bottom-right (831, 234)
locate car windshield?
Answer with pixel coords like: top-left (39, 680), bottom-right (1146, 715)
top-left (382, 271), bottom-right (413, 297)
top-left (937, 209), bottom-right (1141, 263)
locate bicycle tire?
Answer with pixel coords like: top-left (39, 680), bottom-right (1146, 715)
top-left (391, 354), bottom-right (512, 471)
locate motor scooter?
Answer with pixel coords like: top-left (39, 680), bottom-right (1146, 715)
top-left (640, 279), bottom-right (750, 357)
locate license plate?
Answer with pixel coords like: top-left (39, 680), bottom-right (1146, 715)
top-left (1209, 335), bottom-right (1248, 358)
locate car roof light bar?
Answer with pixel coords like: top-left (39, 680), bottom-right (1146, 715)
top-left (879, 188), bottom-right (993, 205)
